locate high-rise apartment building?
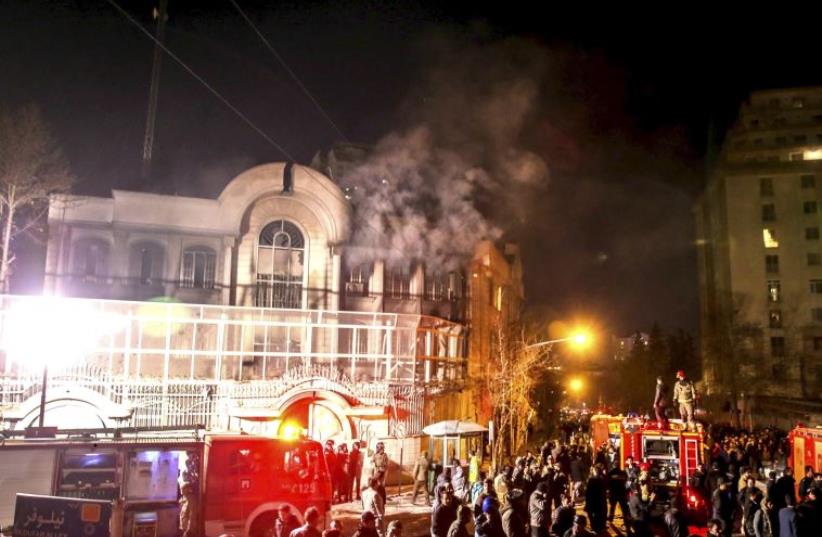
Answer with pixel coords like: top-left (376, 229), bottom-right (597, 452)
top-left (697, 86), bottom-right (822, 427)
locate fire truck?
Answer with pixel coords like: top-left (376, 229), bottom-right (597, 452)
top-left (590, 414), bottom-right (708, 523)
top-left (0, 428), bottom-right (332, 537)
top-left (789, 425), bottom-right (822, 482)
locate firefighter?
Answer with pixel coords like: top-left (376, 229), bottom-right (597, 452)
top-left (672, 370), bottom-right (697, 431)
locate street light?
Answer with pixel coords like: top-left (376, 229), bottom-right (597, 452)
top-left (524, 329), bottom-right (593, 351)
top-left (568, 377), bottom-right (584, 393)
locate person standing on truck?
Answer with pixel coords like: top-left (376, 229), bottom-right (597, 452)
top-left (672, 370), bottom-right (697, 431)
top-left (289, 507), bottom-right (322, 537)
top-left (653, 376), bottom-right (669, 429)
top-left (275, 505), bottom-right (300, 537)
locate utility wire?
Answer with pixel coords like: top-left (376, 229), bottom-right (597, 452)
top-left (228, 0), bottom-right (348, 142)
top-left (105, 0), bottom-right (295, 161)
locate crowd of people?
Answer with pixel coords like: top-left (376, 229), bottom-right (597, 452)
top-left (281, 422), bottom-right (821, 537)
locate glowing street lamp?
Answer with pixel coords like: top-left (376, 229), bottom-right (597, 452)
top-left (524, 329), bottom-right (594, 351)
top-left (568, 377), bottom-right (584, 393)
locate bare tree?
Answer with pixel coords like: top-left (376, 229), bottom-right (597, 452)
top-left (0, 104), bottom-right (74, 291)
top-left (486, 319), bottom-right (552, 469)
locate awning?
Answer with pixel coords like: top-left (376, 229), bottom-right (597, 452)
top-left (422, 420), bottom-right (487, 437)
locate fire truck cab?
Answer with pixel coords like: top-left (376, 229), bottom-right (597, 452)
top-left (0, 429), bottom-right (331, 537)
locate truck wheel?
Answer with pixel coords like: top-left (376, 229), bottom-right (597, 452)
top-left (250, 512), bottom-right (277, 537)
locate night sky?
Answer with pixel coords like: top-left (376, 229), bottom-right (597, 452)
top-left (4, 0), bottom-right (822, 336)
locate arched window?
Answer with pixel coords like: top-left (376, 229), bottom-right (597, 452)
top-left (256, 220), bottom-right (305, 308)
top-left (180, 247), bottom-right (216, 289)
top-left (71, 238), bottom-right (109, 281)
top-left (129, 242), bottom-right (165, 285)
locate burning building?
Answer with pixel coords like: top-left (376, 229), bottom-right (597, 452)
top-left (0, 161), bottom-right (522, 464)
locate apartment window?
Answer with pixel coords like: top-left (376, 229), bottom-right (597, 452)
top-left (345, 264), bottom-right (371, 296)
top-left (425, 271), bottom-right (448, 301)
top-left (765, 255), bottom-right (779, 273)
top-left (791, 152), bottom-right (804, 161)
top-left (768, 280), bottom-right (781, 302)
top-left (807, 227), bottom-right (820, 240)
top-left (770, 337), bottom-right (785, 357)
top-left (808, 253), bottom-right (821, 266)
top-left (753, 138), bottom-right (763, 146)
top-left (762, 204), bottom-right (776, 222)
top-left (763, 229), bottom-right (779, 248)
top-left (767, 155), bottom-right (780, 162)
top-left (813, 308), bottom-right (822, 322)
top-left (814, 115), bottom-right (822, 123)
top-left (811, 279), bottom-right (822, 294)
top-left (801, 174), bottom-right (816, 188)
top-left (795, 135), bottom-right (808, 144)
top-left (769, 98), bottom-right (780, 108)
top-left (792, 97), bottom-right (805, 109)
top-left (813, 337), bottom-right (822, 351)
top-left (769, 310), bottom-right (782, 329)
top-left (72, 238), bottom-right (109, 280)
top-left (804, 201), bottom-right (818, 214)
top-left (775, 136), bottom-right (787, 144)
top-left (760, 177), bottom-right (773, 196)
top-left (750, 119), bottom-right (760, 128)
top-left (180, 248), bottom-right (216, 289)
top-left (130, 242), bottom-right (165, 285)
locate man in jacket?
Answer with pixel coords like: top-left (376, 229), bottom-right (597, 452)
top-left (551, 495), bottom-right (575, 537)
top-left (672, 370), bottom-right (697, 431)
top-left (412, 451), bottom-right (432, 506)
top-left (500, 490), bottom-right (527, 537)
top-left (362, 477), bottom-right (385, 536)
top-left (275, 505), bottom-right (300, 537)
top-left (528, 482), bottom-right (551, 537)
top-left (711, 479), bottom-right (735, 537)
top-left (432, 486), bottom-right (458, 537)
top-left (664, 498), bottom-right (687, 537)
top-left (289, 507), bottom-right (322, 537)
top-left (371, 442), bottom-right (389, 486)
top-left (607, 464), bottom-right (630, 527)
top-left (352, 511), bottom-right (380, 537)
top-left (584, 465), bottom-right (607, 534)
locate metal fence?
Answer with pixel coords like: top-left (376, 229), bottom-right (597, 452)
top-left (0, 295), bottom-right (465, 430)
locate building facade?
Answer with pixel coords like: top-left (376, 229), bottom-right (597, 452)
top-left (0, 162), bottom-right (522, 465)
top-left (697, 87), bottom-right (822, 427)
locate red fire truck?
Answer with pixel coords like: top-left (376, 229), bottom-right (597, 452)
top-left (789, 425), bottom-right (822, 483)
top-left (0, 429), bottom-right (332, 537)
top-left (590, 415), bottom-right (708, 523)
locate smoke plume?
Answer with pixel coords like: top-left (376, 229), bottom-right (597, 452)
top-left (341, 35), bottom-right (551, 268)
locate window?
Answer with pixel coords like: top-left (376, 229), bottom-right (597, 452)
top-left (795, 135), bottom-right (808, 144)
top-left (180, 248), bottom-right (216, 289)
top-left (386, 266), bottom-right (411, 299)
top-left (792, 97), bottom-right (805, 109)
top-left (345, 264), bottom-right (370, 296)
top-left (813, 337), bottom-right (822, 352)
top-left (770, 337), bottom-right (785, 357)
top-left (769, 310), bottom-right (782, 329)
top-left (754, 138), bottom-right (763, 146)
top-left (256, 220), bottom-right (305, 308)
top-left (130, 242), bottom-right (164, 285)
top-left (765, 255), bottom-right (779, 273)
top-left (776, 136), bottom-right (787, 144)
top-left (763, 229), bottom-right (779, 248)
top-left (760, 177), bottom-right (773, 196)
top-left (804, 201), bottom-right (818, 214)
top-left (811, 279), bottom-right (822, 293)
top-left (769, 98), bottom-right (780, 108)
top-left (750, 119), bottom-right (760, 128)
top-left (807, 227), bottom-right (820, 240)
top-left (71, 238), bottom-right (109, 280)
top-left (762, 204), bottom-right (776, 222)
top-left (813, 308), bottom-right (822, 322)
top-left (791, 152), bottom-right (804, 161)
top-left (802, 174), bottom-right (816, 188)
top-left (808, 253), bottom-right (820, 266)
top-left (767, 280), bottom-right (781, 302)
